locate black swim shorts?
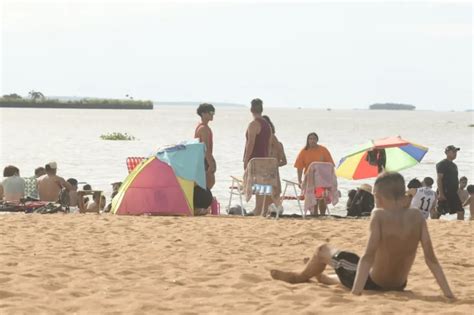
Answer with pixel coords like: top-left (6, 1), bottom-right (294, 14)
top-left (331, 251), bottom-right (406, 291)
top-left (437, 191), bottom-right (464, 215)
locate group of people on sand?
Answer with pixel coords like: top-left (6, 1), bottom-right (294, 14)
top-left (0, 162), bottom-right (122, 213)
top-left (194, 98), bottom-right (473, 219)
top-left (194, 99), bottom-right (336, 216)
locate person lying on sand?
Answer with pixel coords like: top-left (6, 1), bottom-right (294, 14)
top-left (270, 172), bottom-right (455, 298)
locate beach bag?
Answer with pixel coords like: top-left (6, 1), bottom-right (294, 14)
top-left (228, 205), bottom-right (246, 215)
top-left (194, 186), bottom-right (213, 209)
top-left (210, 197), bottom-right (220, 215)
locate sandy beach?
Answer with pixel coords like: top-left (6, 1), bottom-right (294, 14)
top-left (0, 214), bottom-right (472, 314)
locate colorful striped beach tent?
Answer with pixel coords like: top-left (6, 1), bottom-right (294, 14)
top-left (111, 140), bottom-right (206, 215)
top-left (336, 136), bottom-right (428, 180)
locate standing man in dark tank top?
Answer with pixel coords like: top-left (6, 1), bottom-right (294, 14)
top-left (243, 98), bottom-right (271, 169)
top-left (243, 98), bottom-right (272, 215)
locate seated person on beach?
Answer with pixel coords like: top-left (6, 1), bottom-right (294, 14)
top-left (24, 166), bottom-right (46, 200)
top-left (346, 184), bottom-right (374, 217)
top-left (37, 162), bottom-right (73, 202)
top-left (346, 189), bottom-right (357, 210)
top-left (82, 184), bottom-right (92, 204)
top-left (294, 132), bottom-right (335, 216)
top-left (194, 185), bottom-right (213, 216)
top-left (1, 165), bottom-right (25, 202)
top-left (406, 178), bottom-right (422, 206)
top-left (78, 191), bottom-right (104, 213)
top-left (105, 181), bottom-right (122, 212)
top-left (463, 185), bottom-right (474, 220)
top-left (270, 172), bottom-right (454, 299)
top-left (409, 177), bottom-right (437, 220)
top-left (67, 178), bottom-right (79, 207)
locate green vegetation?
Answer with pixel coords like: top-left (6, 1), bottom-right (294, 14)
top-left (369, 103), bottom-right (416, 110)
top-left (100, 132), bottom-right (136, 141)
top-left (0, 92), bottom-right (153, 109)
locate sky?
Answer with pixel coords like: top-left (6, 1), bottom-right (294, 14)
top-left (1, 0), bottom-right (472, 110)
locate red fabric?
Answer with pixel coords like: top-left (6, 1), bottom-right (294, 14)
top-left (373, 136), bottom-right (408, 149)
top-left (314, 187), bottom-right (326, 199)
top-left (352, 152), bottom-right (379, 180)
top-left (126, 157), bottom-right (146, 173)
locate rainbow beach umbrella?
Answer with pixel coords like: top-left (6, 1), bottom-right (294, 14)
top-left (336, 136), bottom-right (428, 180)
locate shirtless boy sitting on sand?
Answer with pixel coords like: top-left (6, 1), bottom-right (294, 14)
top-left (271, 172), bottom-right (454, 298)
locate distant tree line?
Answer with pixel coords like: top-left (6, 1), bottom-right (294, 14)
top-left (0, 91), bottom-right (153, 109)
top-left (369, 103), bottom-right (416, 110)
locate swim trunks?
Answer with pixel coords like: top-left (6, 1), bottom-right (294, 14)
top-left (437, 190), bottom-right (463, 215)
top-left (331, 251), bottom-right (406, 291)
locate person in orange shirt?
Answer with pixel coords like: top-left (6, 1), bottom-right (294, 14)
top-left (294, 132), bottom-right (335, 215)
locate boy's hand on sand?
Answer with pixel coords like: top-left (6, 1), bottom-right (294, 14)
top-left (444, 292), bottom-right (456, 300)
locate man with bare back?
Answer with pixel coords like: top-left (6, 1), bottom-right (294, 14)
top-left (270, 172), bottom-right (454, 298)
top-left (37, 162), bottom-right (73, 202)
top-left (195, 103), bottom-right (216, 190)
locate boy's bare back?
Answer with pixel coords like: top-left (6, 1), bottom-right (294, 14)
top-left (369, 207), bottom-right (424, 289)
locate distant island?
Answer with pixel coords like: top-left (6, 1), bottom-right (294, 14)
top-left (369, 103), bottom-right (416, 110)
top-left (0, 92), bottom-right (153, 110)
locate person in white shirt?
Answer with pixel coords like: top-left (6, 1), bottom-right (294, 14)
top-left (409, 177), bottom-right (437, 219)
top-left (1, 165), bottom-right (26, 202)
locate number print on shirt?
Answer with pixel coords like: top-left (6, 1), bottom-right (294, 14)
top-left (419, 197), bottom-right (431, 212)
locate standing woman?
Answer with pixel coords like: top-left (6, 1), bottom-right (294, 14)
top-left (294, 132), bottom-right (335, 215)
top-left (262, 115), bottom-right (286, 167)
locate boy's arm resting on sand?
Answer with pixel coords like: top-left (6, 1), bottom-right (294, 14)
top-left (420, 219), bottom-right (455, 298)
top-left (352, 210), bottom-right (381, 295)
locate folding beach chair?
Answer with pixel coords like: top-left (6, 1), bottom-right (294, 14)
top-left (227, 176), bottom-right (245, 216)
top-left (242, 158), bottom-right (280, 217)
top-left (281, 179), bottom-right (305, 219)
top-left (302, 162), bottom-right (339, 216)
top-left (126, 157), bottom-right (146, 173)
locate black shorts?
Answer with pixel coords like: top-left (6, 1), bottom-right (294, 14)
top-left (437, 191), bottom-right (464, 215)
top-left (331, 251), bottom-right (406, 291)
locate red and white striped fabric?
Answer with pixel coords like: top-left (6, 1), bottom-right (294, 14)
top-left (126, 157), bottom-right (146, 173)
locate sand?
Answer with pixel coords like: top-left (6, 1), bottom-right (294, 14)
top-left (0, 214), bottom-right (472, 314)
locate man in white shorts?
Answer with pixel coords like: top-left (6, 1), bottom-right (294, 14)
top-left (409, 177), bottom-right (437, 219)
